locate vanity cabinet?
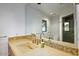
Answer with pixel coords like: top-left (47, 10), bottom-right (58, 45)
top-left (0, 36), bottom-right (8, 56)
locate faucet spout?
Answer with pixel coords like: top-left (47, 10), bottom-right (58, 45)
top-left (40, 32), bottom-right (44, 39)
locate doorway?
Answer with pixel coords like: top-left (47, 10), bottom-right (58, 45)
top-left (62, 14), bottom-right (74, 43)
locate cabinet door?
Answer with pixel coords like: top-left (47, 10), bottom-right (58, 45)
top-left (0, 37), bottom-right (8, 56)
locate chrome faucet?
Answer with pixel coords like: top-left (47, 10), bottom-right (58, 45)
top-left (35, 32), bottom-right (44, 45)
top-left (40, 32), bottom-right (44, 39)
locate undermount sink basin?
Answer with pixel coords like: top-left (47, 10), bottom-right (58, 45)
top-left (16, 42), bottom-right (37, 50)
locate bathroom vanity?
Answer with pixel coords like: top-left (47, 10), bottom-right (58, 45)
top-left (8, 35), bottom-right (78, 56)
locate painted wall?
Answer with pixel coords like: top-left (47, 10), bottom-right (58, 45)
top-left (50, 15), bottom-right (60, 40)
top-left (0, 3), bottom-right (26, 36)
top-left (25, 5), bottom-right (50, 36)
top-left (0, 3), bottom-right (26, 56)
top-left (76, 4), bottom-right (79, 48)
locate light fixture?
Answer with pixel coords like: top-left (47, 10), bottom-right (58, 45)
top-left (49, 11), bottom-right (55, 16)
top-left (50, 12), bottom-right (54, 15)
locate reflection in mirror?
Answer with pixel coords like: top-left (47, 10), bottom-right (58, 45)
top-left (64, 22), bottom-right (69, 31)
top-left (42, 20), bottom-right (47, 32)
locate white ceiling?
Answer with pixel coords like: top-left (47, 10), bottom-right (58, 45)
top-left (26, 3), bottom-right (74, 17)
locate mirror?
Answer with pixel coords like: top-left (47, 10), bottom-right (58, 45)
top-left (42, 20), bottom-right (47, 32)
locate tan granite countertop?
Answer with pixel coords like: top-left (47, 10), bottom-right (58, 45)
top-left (8, 39), bottom-right (74, 56)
